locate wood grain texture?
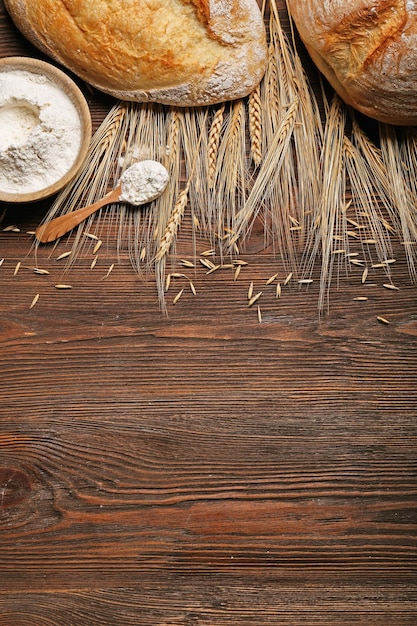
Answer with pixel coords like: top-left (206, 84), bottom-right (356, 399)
top-left (1, 1), bottom-right (416, 624)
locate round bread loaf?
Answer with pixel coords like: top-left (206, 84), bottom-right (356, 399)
top-left (4, 0), bottom-right (267, 107)
top-left (286, 0), bottom-right (417, 125)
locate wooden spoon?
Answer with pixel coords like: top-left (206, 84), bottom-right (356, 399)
top-left (35, 186), bottom-right (122, 243)
top-left (36, 160), bottom-right (169, 244)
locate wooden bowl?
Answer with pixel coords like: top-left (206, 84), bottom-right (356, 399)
top-left (0, 56), bottom-right (92, 203)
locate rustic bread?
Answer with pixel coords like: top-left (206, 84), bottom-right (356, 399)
top-left (286, 0), bottom-right (417, 125)
top-left (4, 0), bottom-right (267, 107)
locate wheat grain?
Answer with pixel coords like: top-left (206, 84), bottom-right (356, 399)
top-left (13, 261), bottom-right (21, 276)
top-left (248, 281), bottom-right (254, 300)
top-left (248, 292), bottom-right (262, 307)
top-left (257, 305), bottom-right (262, 323)
top-left (54, 284), bottom-right (72, 289)
top-left (103, 263), bottom-right (115, 279)
top-left (165, 273), bottom-right (171, 291)
top-left (56, 251), bottom-right (71, 261)
top-left (266, 273), bottom-right (279, 285)
top-left (173, 288), bottom-right (184, 304)
top-left (93, 240), bottom-right (103, 254)
top-left (33, 268), bottom-right (49, 275)
top-left (199, 258), bottom-right (215, 270)
top-left (29, 293), bottom-right (40, 309)
top-left (383, 283), bottom-right (399, 290)
top-left (84, 232), bottom-right (99, 241)
top-left (377, 316), bottom-right (390, 325)
top-left (233, 260), bottom-right (248, 266)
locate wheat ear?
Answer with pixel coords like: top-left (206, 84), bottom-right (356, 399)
top-left (248, 86), bottom-right (263, 166)
top-left (154, 183), bottom-right (190, 262)
top-left (207, 104), bottom-right (225, 188)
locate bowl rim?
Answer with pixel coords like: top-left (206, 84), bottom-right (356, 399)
top-left (0, 55), bottom-right (92, 203)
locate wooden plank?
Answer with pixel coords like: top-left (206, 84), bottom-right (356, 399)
top-left (0, 0), bottom-right (416, 623)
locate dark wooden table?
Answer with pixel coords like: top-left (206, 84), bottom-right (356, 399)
top-left (1, 2), bottom-right (416, 624)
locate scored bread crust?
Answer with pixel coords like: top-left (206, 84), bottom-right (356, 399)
top-left (4, 0), bottom-right (267, 106)
top-left (286, 0), bottom-right (417, 125)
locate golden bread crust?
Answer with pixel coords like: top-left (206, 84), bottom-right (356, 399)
top-left (4, 0), bottom-right (267, 106)
top-left (287, 0), bottom-right (417, 125)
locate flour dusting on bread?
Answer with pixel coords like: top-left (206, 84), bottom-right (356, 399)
top-left (4, 0), bottom-right (267, 106)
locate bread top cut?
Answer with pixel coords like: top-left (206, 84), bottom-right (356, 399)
top-left (4, 0), bottom-right (267, 106)
top-left (287, 0), bottom-right (417, 125)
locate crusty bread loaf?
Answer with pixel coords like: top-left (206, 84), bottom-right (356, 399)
top-left (4, 0), bottom-right (267, 107)
top-left (286, 0), bottom-right (417, 125)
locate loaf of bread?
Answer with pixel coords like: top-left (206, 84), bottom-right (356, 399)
top-left (4, 0), bottom-right (267, 107)
top-left (286, 0), bottom-right (417, 125)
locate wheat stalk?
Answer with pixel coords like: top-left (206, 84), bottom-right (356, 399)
top-left (379, 123), bottom-right (417, 281)
top-left (230, 98), bottom-right (299, 247)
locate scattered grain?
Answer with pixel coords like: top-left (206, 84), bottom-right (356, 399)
top-left (377, 316), bottom-right (390, 325)
top-left (234, 265), bottom-right (241, 281)
top-left (13, 261), bottom-right (21, 276)
top-left (84, 232), bottom-right (99, 241)
top-left (189, 281), bottom-right (197, 296)
top-left (257, 305), bottom-right (262, 323)
top-left (361, 267), bottom-right (368, 284)
top-left (284, 272), bottom-right (293, 285)
top-left (233, 260), bottom-right (248, 266)
top-left (248, 291), bottom-right (262, 307)
top-left (180, 259), bottom-right (195, 268)
top-left (298, 279), bottom-right (313, 284)
top-left (54, 284), bottom-right (72, 289)
top-left (353, 297), bottom-right (368, 301)
top-left (383, 283), bottom-right (399, 291)
top-left (33, 268), bottom-right (50, 275)
top-left (173, 288), bottom-right (184, 304)
top-left (56, 251), bottom-right (71, 261)
top-left (199, 258), bottom-right (215, 270)
top-left (29, 293), bottom-right (40, 309)
top-left (90, 256), bottom-right (98, 270)
top-left (276, 283), bottom-right (281, 298)
top-left (103, 263), bottom-right (115, 279)
top-left (248, 281), bottom-right (254, 300)
top-left (93, 240), bottom-right (103, 254)
top-left (266, 273), bottom-right (279, 285)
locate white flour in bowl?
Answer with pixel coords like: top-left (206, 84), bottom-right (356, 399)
top-left (0, 69), bottom-right (82, 195)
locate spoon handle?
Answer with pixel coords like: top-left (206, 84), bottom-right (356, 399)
top-left (35, 185), bottom-right (121, 243)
